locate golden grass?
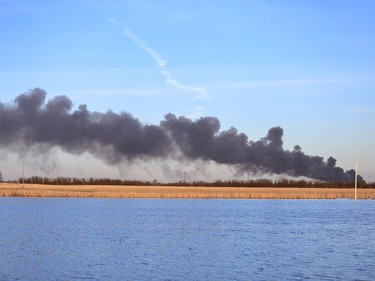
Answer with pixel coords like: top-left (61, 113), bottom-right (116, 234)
top-left (0, 183), bottom-right (374, 199)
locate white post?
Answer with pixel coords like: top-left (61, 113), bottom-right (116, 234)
top-left (22, 159), bottom-right (25, 187)
top-left (354, 160), bottom-right (358, 200)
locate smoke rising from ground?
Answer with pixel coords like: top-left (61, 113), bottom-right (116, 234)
top-left (0, 89), bottom-right (359, 182)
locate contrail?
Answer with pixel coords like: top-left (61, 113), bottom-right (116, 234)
top-left (109, 17), bottom-right (209, 99)
top-left (0, 88), bottom-right (361, 182)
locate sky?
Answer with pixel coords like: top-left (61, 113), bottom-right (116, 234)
top-left (0, 0), bottom-right (374, 182)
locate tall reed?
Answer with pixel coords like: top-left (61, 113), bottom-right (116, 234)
top-left (1, 184), bottom-right (374, 199)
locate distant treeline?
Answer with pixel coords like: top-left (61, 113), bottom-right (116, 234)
top-left (18, 176), bottom-right (151, 186)
top-left (186, 179), bottom-right (374, 188)
top-left (17, 176), bottom-right (375, 188)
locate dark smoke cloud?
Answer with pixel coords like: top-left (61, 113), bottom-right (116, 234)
top-left (1, 88), bottom-right (170, 161)
top-left (0, 88), bottom-right (359, 182)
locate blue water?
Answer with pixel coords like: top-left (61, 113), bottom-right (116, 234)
top-left (0, 198), bottom-right (374, 280)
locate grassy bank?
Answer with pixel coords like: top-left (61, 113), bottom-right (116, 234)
top-left (1, 183), bottom-right (374, 199)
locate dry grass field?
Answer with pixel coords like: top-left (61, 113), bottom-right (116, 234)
top-left (0, 183), bottom-right (374, 199)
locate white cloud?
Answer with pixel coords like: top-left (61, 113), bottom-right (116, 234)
top-left (109, 17), bottom-right (210, 99)
top-left (161, 71), bottom-right (210, 100)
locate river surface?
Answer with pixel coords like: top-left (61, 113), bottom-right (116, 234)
top-left (0, 198), bottom-right (374, 280)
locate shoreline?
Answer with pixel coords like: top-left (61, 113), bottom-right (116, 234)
top-left (1, 183), bottom-right (374, 199)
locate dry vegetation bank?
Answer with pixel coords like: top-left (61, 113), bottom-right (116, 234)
top-left (1, 183), bottom-right (374, 199)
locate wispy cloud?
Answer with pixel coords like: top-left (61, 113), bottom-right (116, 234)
top-left (214, 77), bottom-right (375, 90)
top-left (160, 71), bottom-right (209, 100)
top-left (185, 106), bottom-right (205, 119)
top-left (120, 25), bottom-right (167, 68)
top-left (57, 88), bottom-right (167, 99)
top-left (346, 106), bottom-right (375, 114)
top-left (109, 17), bottom-right (210, 100)
top-left (0, 2), bottom-right (48, 16)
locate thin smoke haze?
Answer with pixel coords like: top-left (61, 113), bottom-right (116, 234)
top-left (0, 89), bottom-right (361, 182)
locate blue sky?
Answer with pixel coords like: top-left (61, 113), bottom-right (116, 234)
top-left (0, 0), bottom-right (374, 181)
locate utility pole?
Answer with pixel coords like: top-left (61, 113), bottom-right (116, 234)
top-left (354, 160), bottom-right (358, 200)
top-left (22, 159), bottom-right (25, 187)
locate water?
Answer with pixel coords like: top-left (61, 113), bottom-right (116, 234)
top-left (0, 198), bottom-right (374, 281)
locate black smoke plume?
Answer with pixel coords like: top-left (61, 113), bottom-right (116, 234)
top-left (0, 88), bottom-right (359, 182)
